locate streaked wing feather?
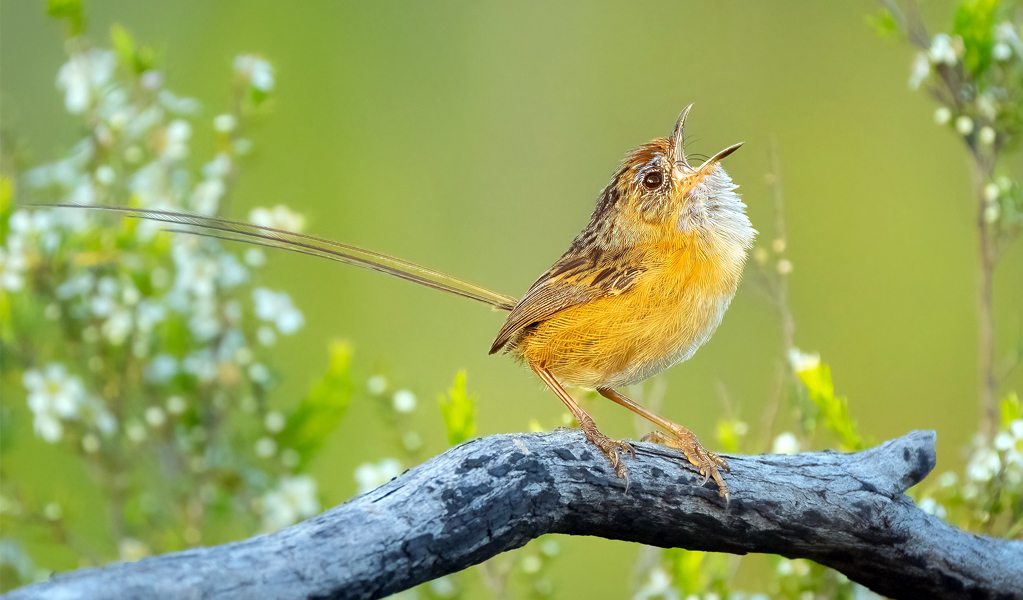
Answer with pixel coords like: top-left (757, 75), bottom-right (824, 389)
top-left (489, 251), bottom-right (644, 354)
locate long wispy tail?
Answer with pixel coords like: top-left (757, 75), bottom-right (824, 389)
top-left (36, 204), bottom-right (518, 312)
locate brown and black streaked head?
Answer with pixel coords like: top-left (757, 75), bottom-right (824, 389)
top-left (577, 105), bottom-right (752, 253)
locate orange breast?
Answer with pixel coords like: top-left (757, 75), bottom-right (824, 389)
top-left (516, 237), bottom-right (745, 389)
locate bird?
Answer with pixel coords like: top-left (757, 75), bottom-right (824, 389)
top-left (47, 105), bottom-right (755, 497)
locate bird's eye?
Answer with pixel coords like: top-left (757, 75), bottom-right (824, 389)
top-left (642, 171), bottom-right (663, 190)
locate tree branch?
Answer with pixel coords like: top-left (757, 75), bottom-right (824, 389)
top-left (8, 430), bottom-right (1023, 600)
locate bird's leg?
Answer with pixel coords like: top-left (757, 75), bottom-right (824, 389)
top-left (598, 388), bottom-right (729, 498)
top-left (530, 363), bottom-right (634, 479)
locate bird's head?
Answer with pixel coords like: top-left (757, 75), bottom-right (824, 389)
top-left (588, 105), bottom-right (754, 252)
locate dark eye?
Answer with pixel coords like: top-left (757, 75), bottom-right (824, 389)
top-left (642, 171), bottom-right (663, 190)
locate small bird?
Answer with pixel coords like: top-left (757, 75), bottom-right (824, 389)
top-left (50, 105), bottom-right (754, 497)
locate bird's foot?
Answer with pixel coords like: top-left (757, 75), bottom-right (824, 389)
top-left (575, 414), bottom-right (635, 481)
top-left (643, 426), bottom-right (730, 499)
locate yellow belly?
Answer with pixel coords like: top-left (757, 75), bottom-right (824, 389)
top-left (515, 246), bottom-right (743, 389)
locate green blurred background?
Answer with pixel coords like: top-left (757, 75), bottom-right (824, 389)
top-left (3, 0), bottom-right (1022, 596)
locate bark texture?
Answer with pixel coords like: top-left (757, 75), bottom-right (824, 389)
top-left (7, 430), bottom-right (1023, 600)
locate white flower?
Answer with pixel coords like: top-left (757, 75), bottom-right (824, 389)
top-left (252, 288), bottom-right (304, 334)
top-left (118, 538), bottom-right (150, 562)
top-left (23, 364), bottom-right (88, 443)
top-left (392, 390), bottom-right (417, 413)
top-left (56, 49), bottom-right (117, 114)
top-left (429, 576), bottom-right (457, 598)
top-left (994, 22), bottom-right (1022, 59)
top-left (984, 203), bottom-right (1001, 224)
top-left (973, 94), bottom-right (998, 121)
top-left (521, 555), bottom-right (542, 574)
top-left (933, 107), bottom-right (952, 125)
top-left (978, 127), bottom-right (996, 146)
top-left (81, 433), bottom-right (100, 453)
top-left (787, 347), bottom-right (820, 373)
top-left (257, 325), bottom-right (277, 346)
top-left (183, 349), bottom-right (218, 382)
top-left (213, 114), bottom-right (237, 133)
top-left (367, 375), bottom-right (388, 395)
top-left (191, 179), bottom-right (225, 216)
top-left (163, 119), bottom-right (192, 161)
top-left (966, 447), bottom-right (1000, 482)
top-left (173, 243), bottom-right (219, 298)
top-left (95, 165), bottom-right (116, 185)
top-left (354, 458), bottom-right (402, 494)
top-left (204, 153), bottom-right (232, 179)
top-left (995, 420), bottom-right (1023, 468)
top-left (86, 401), bottom-right (118, 435)
top-left (126, 420), bottom-right (147, 443)
top-left (244, 248), bottom-right (266, 268)
top-left (0, 246), bottom-right (27, 292)
top-left (260, 475), bottom-right (320, 532)
top-left (633, 567), bottom-right (676, 600)
top-left (140, 70), bottom-right (163, 91)
top-left (908, 53), bottom-right (930, 90)
top-left (264, 411), bottom-right (286, 434)
top-left (102, 306), bottom-right (134, 345)
top-left (955, 116), bottom-right (974, 136)
top-left (927, 33), bottom-right (957, 66)
top-left (144, 406), bottom-right (166, 428)
top-left (776, 259), bottom-right (793, 275)
top-left (248, 205), bottom-right (305, 232)
top-left (772, 432), bottom-right (801, 455)
top-left (917, 497), bottom-right (946, 519)
top-left (248, 362), bottom-right (271, 384)
top-left (402, 431), bottom-right (422, 451)
top-left (234, 55), bottom-right (274, 93)
top-left (157, 90), bottom-right (200, 115)
top-left (217, 253), bottom-right (248, 288)
top-left (255, 437), bottom-right (278, 458)
top-left (166, 396), bottom-right (188, 415)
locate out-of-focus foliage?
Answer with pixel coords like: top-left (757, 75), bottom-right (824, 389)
top-left (911, 392), bottom-right (1023, 538)
top-left (891, 0), bottom-right (1023, 240)
top-left (276, 342), bottom-right (353, 470)
top-left (791, 353), bottom-right (867, 452)
top-left (3, 0), bottom-right (1023, 598)
top-left (0, 17), bottom-right (347, 590)
top-left (438, 370), bottom-right (477, 447)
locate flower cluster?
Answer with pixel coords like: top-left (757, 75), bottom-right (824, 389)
top-left (915, 394), bottom-right (1023, 535)
top-left (898, 9), bottom-right (1023, 238)
top-left (0, 24), bottom-right (349, 587)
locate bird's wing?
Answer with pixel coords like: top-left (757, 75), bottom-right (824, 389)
top-left (489, 249), bottom-right (646, 354)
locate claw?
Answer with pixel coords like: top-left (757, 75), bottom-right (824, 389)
top-left (576, 415), bottom-right (635, 486)
top-left (641, 427), bottom-right (729, 498)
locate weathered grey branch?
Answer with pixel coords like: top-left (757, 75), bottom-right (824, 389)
top-left (8, 430), bottom-right (1022, 600)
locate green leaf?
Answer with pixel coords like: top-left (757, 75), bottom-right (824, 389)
top-left (438, 370), bottom-right (476, 446)
top-left (867, 8), bottom-right (899, 38)
top-left (47, 0), bottom-right (84, 36)
top-left (794, 360), bottom-right (866, 451)
top-left (110, 24), bottom-right (156, 74)
top-left (275, 341), bottom-right (353, 467)
top-left (110, 24), bottom-right (135, 67)
top-left (715, 419), bottom-right (743, 454)
top-left (952, 0), bottom-right (1000, 77)
top-left (1000, 392), bottom-right (1022, 427)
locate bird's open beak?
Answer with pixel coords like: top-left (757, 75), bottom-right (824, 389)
top-left (695, 142), bottom-right (743, 176)
top-left (668, 104), bottom-right (743, 178)
top-left (668, 104), bottom-right (693, 169)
